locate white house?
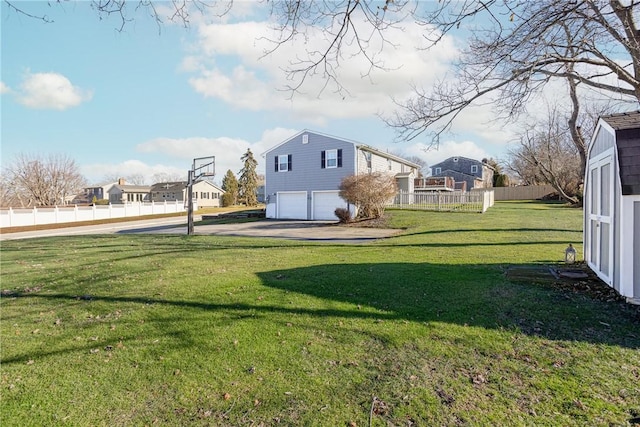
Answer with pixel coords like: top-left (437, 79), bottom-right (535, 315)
top-left (150, 180), bottom-right (224, 208)
top-left (584, 111), bottom-right (640, 304)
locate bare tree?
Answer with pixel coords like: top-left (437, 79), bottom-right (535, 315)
top-left (6, 153), bottom-right (86, 207)
top-left (339, 172), bottom-right (398, 219)
top-left (507, 108), bottom-right (583, 204)
top-left (3, 0), bottom-right (229, 32)
top-left (386, 1), bottom-right (639, 145)
top-left (152, 172), bottom-right (185, 184)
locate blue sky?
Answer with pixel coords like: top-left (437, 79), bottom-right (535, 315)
top-left (1, 1), bottom-right (517, 185)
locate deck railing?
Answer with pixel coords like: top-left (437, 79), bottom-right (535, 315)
top-left (389, 190), bottom-right (494, 213)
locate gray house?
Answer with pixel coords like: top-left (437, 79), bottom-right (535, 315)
top-left (584, 111), bottom-right (640, 303)
top-left (263, 130), bottom-right (420, 220)
top-left (430, 156), bottom-right (494, 191)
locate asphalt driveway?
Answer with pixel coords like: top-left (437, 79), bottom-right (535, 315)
top-left (188, 220), bottom-right (401, 243)
top-left (1, 217), bottom-right (401, 244)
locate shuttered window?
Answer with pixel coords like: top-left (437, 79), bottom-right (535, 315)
top-left (276, 154), bottom-right (292, 172)
top-left (321, 149), bottom-right (342, 169)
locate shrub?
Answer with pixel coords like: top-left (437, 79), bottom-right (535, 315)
top-left (334, 207), bottom-right (352, 223)
top-left (339, 172), bottom-right (398, 219)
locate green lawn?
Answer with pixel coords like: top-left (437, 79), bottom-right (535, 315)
top-left (1, 201), bottom-right (638, 426)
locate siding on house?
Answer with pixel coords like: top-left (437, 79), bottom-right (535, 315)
top-left (265, 131), bottom-right (357, 202)
top-left (264, 130), bottom-right (420, 219)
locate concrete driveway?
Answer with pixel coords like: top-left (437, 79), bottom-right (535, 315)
top-left (180, 220), bottom-right (401, 243)
top-left (0, 217), bottom-right (401, 244)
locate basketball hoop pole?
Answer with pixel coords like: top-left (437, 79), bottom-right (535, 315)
top-left (187, 169), bottom-right (195, 235)
top-left (187, 156), bottom-right (215, 236)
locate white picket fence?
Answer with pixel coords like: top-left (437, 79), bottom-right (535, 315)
top-left (1, 201), bottom-right (191, 228)
top-left (390, 190), bottom-right (494, 213)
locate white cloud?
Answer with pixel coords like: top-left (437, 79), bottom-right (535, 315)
top-left (16, 72), bottom-right (93, 110)
top-left (135, 127), bottom-right (298, 179)
top-left (0, 81), bottom-right (10, 94)
top-left (184, 17), bottom-right (459, 123)
top-left (80, 160), bottom-right (186, 185)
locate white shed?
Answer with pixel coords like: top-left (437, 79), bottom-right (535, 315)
top-left (584, 111), bottom-right (640, 304)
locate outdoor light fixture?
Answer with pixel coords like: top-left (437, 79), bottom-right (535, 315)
top-left (565, 243), bottom-right (576, 264)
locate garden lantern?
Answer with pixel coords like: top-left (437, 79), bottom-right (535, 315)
top-left (565, 244), bottom-right (576, 264)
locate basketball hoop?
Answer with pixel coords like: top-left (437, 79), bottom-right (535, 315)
top-left (187, 156), bottom-right (215, 235)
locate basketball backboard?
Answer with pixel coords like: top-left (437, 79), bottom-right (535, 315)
top-left (192, 156), bottom-right (215, 179)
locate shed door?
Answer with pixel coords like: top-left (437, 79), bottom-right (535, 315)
top-left (277, 192), bottom-right (308, 220)
top-left (587, 152), bottom-right (614, 286)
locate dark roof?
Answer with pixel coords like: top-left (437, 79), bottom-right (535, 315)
top-left (601, 111), bottom-right (640, 195)
top-left (151, 182), bottom-right (187, 192)
top-left (602, 110), bottom-right (640, 131)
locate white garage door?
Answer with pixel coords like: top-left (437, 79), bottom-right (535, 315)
top-left (278, 191), bottom-right (308, 219)
top-left (312, 191), bottom-right (346, 220)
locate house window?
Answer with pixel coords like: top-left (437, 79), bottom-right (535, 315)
top-left (471, 165), bottom-right (478, 174)
top-left (327, 149), bottom-right (338, 168)
top-left (435, 167), bottom-right (441, 175)
top-left (321, 149), bottom-right (342, 169)
top-left (364, 151), bottom-right (372, 170)
top-left (453, 157), bottom-right (459, 162)
top-left (276, 154), bottom-right (292, 172)
top-left (388, 159), bottom-right (392, 170)
top-left (302, 134), bottom-right (309, 144)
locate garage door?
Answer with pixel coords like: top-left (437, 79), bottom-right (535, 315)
top-left (312, 191), bottom-right (346, 220)
top-left (278, 191), bottom-right (308, 219)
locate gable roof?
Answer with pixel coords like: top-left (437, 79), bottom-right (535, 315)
top-left (263, 129), bottom-right (420, 169)
top-left (601, 111), bottom-right (640, 195)
top-left (110, 184), bottom-right (152, 193)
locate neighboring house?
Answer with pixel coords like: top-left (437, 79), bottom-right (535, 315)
top-left (150, 180), bottom-right (224, 208)
top-left (263, 130), bottom-right (420, 220)
top-left (584, 111), bottom-right (640, 304)
top-left (430, 157), bottom-right (494, 191)
top-left (108, 182), bottom-right (152, 204)
top-left (72, 181), bottom-right (118, 204)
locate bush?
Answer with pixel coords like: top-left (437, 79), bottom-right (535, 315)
top-left (334, 207), bottom-right (352, 223)
top-left (339, 172), bottom-right (398, 219)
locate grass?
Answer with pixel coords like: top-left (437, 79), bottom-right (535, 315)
top-left (1, 201), bottom-right (638, 426)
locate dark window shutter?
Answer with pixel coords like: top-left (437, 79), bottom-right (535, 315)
top-left (288, 154), bottom-right (292, 171)
top-left (337, 149), bottom-right (343, 168)
top-left (321, 151), bottom-right (326, 169)
top-left (275, 156), bottom-right (279, 172)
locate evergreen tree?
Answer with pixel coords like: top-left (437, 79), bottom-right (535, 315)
top-left (238, 149), bottom-right (259, 207)
top-left (221, 169), bottom-right (238, 207)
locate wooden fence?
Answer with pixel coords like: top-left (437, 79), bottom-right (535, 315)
top-left (492, 185), bottom-right (555, 200)
top-left (390, 190), bottom-right (494, 213)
